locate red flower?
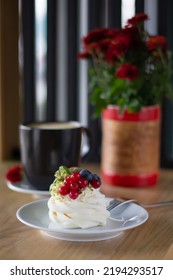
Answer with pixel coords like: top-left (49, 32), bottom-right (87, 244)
top-left (85, 41), bottom-right (107, 54)
top-left (122, 26), bottom-right (142, 48)
top-left (105, 42), bottom-right (125, 63)
top-left (96, 39), bottom-right (111, 53)
top-left (106, 29), bottom-right (119, 39)
top-left (6, 165), bottom-right (22, 183)
top-left (83, 28), bottom-right (109, 45)
top-left (77, 13), bottom-right (172, 116)
top-left (116, 64), bottom-right (139, 80)
top-left (147, 36), bottom-right (167, 52)
top-left (77, 51), bottom-right (91, 59)
top-left (105, 34), bottom-right (131, 63)
top-left (127, 13), bottom-right (148, 26)
top-left (78, 28), bottom-right (120, 59)
top-left (78, 39), bottom-right (113, 60)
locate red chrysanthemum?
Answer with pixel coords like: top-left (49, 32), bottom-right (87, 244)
top-left (77, 13), bottom-right (172, 116)
top-left (105, 34), bottom-right (131, 63)
top-left (147, 36), bottom-right (167, 52)
top-left (116, 34), bottom-right (132, 48)
top-left (96, 39), bottom-right (111, 53)
top-left (105, 28), bottom-right (119, 39)
top-left (116, 64), bottom-right (139, 80)
top-left (6, 165), bottom-right (22, 183)
top-left (83, 28), bottom-right (109, 46)
top-left (77, 51), bottom-right (91, 59)
top-left (87, 41), bottom-right (110, 54)
top-left (122, 26), bottom-right (142, 49)
top-left (127, 13), bottom-right (148, 26)
top-left (105, 42), bottom-right (125, 63)
top-left (79, 39), bottom-right (112, 59)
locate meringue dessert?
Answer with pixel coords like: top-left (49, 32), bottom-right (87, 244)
top-left (48, 166), bottom-right (110, 229)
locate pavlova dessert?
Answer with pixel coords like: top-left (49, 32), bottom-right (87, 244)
top-left (48, 166), bottom-right (110, 229)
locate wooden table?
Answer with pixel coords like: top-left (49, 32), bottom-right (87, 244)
top-left (1, 161), bottom-right (173, 260)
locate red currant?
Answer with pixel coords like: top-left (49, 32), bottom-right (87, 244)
top-left (90, 178), bottom-right (101, 189)
top-left (64, 176), bottom-right (73, 185)
top-left (69, 172), bottom-right (80, 182)
top-left (70, 183), bottom-right (79, 192)
top-left (59, 185), bottom-right (70, 195)
top-left (69, 190), bottom-right (79, 199)
top-left (78, 177), bottom-right (88, 189)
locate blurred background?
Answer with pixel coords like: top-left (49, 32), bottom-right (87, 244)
top-left (0, 0), bottom-right (173, 166)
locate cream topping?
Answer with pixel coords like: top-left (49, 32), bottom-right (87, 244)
top-left (48, 188), bottom-right (110, 229)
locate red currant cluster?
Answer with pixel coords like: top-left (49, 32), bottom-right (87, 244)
top-left (58, 169), bottom-right (101, 200)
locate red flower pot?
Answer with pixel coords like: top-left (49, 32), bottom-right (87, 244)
top-left (101, 105), bottom-right (161, 187)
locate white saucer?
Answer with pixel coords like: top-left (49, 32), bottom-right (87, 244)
top-left (16, 198), bottom-right (149, 242)
top-left (6, 179), bottom-right (50, 196)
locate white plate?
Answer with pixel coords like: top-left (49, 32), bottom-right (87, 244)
top-left (16, 198), bottom-right (149, 242)
top-left (7, 179), bottom-right (50, 196)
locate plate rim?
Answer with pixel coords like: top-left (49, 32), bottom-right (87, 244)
top-left (6, 180), bottom-right (50, 195)
top-left (16, 198), bottom-right (149, 235)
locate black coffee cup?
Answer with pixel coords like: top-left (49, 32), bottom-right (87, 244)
top-left (19, 121), bottom-right (91, 190)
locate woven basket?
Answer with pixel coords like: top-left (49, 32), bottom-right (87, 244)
top-left (101, 105), bottom-right (161, 187)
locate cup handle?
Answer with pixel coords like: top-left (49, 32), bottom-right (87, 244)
top-left (81, 127), bottom-right (92, 161)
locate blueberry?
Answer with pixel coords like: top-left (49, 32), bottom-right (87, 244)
top-left (80, 169), bottom-right (94, 181)
top-left (80, 169), bottom-right (91, 178)
top-left (86, 173), bottom-right (94, 182)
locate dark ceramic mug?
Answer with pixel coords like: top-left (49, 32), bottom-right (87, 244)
top-left (19, 121), bottom-right (91, 190)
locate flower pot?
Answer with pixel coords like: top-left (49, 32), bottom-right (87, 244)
top-left (101, 105), bottom-right (161, 187)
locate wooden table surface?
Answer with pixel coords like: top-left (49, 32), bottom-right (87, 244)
top-left (1, 161), bottom-right (173, 260)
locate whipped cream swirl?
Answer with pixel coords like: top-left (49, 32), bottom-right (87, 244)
top-left (48, 188), bottom-right (110, 229)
